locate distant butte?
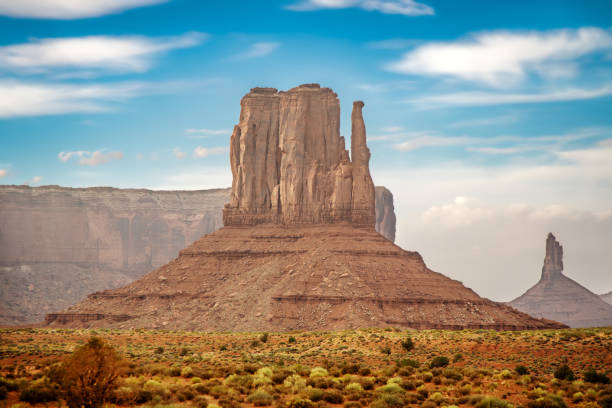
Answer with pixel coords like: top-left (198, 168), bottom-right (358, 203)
top-left (510, 233), bottom-right (612, 328)
top-left (45, 84), bottom-right (565, 331)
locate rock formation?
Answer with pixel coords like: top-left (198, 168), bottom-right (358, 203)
top-left (375, 187), bottom-right (396, 242)
top-left (45, 84), bottom-right (564, 331)
top-left (0, 186), bottom-right (228, 325)
top-left (601, 291), bottom-right (612, 306)
top-left (223, 85), bottom-right (375, 226)
top-left (1, 182), bottom-right (396, 326)
top-left (510, 233), bottom-right (612, 328)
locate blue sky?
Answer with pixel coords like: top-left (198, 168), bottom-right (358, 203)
top-left (1, 0), bottom-right (611, 300)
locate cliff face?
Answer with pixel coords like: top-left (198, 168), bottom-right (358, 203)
top-left (510, 233), bottom-right (612, 328)
top-left (601, 291), bottom-right (612, 306)
top-left (0, 185), bottom-right (228, 325)
top-left (223, 84), bottom-right (375, 227)
top-left (375, 186), bottom-right (396, 242)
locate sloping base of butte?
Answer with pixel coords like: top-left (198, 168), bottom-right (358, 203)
top-left (47, 224), bottom-right (563, 331)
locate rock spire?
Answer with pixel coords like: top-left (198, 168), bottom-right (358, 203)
top-left (223, 84), bottom-right (376, 227)
top-left (542, 232), bottom-right (563, 279)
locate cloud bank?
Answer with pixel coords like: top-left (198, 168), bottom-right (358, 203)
top-left (388, 27), bottom-right (612, 86)
top-left (287, 0), bottom-right (434, 16)
top-left (0, 0), bottom-right (168, 19)
top-left (0, 32), bottom-right (207, 75)
top-left (58, 150), bottom-right (124, 166)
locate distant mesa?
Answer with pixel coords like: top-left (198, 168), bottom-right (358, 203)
top-left (601, 291), bottom-right (612, 306)
top-left (509, 233), bottom-right (612, 328)
top-left (44, 84), bottom-right (564, 331)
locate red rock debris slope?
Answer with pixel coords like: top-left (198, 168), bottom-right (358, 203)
top-left (46, 84), bottom-right (564, 331)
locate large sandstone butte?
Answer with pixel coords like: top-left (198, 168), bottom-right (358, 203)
top-left (46, 84), bottom-right (563, 331)
top-left (510, 233), bottom-right (612, 328)
top-left (0, 184), bottom-right (395, 326)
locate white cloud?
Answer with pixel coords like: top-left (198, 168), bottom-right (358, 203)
top-left (173, 148), bottom-right (186, 159)
top-left (389, 127), bottom-right (607, 152)
top-left (58, 150), bottom-right (123, 166)
top-left (448, 114), bottom-right (519, 129)
top-left (233, 42), bottom-right (280, 60)
top-left (23, 176), bottom-right (42, 185)
top-left (0, 32), bottom-right (206, 75)
top-left (0, 80), bottom-right (147, 118)
top-left (287, 0), bottom-right (434, 16)
top-left (388, 27), bottom-right (612, 86)
top-left (465, 146), bottom-right (531, 155)
top-left (186, 128), bottom-right (232, 138)
top-left (367, 38), bottom-right (421, 49)
top-left (407, 84), bottom-right (612, 108)
top-left (193, 146), bottom-right (227, 158)
top-left (0, 169), bottom-right (6, 178)
top-left (394, 134), bottom-right (473, 151)
top-left (0, 0), bottom-right (168, 19)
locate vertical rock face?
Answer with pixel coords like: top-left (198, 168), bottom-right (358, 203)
top-left (510, 232), bottom-right (612, 328)
top-left (375, 186), bottom-right (396, 242)
top-left (224, 84), bottom-right (376, 227)
top-left (541, 233), bottom-right (563, 279)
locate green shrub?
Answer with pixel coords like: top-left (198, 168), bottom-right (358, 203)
top-left (259, 333), bottom-right (269, 343)
top-left (19, 378), bottom-right (58, 403)
top-left (527, 394), bottom-right (568, 408)
top-left (453, 353), bottom-right (463, 362)
top-left (476, 396), bottom-right (513, 408)
top-left (246, 389), bottom-right (274, 406)
top-left (429, 391), bottom-right (445, 405)
top-left (288, 336), bottom-right (296, 343)
top-left (400, 337), bottom-right (414, 352)
top-left (429, 356), bottom-right (449, 368)
top-left (308, 388), bottom-right (324, 402)
top-left (155, 346), bottom-right (164, 354)
top-left (287, 397), bottom-right (314, 408)
top-left (554, 364), bottom-right (575, 381)
top-left (516, 365), bottom-right (530, 375)
top-left (182, 366), bottom-right (194, 378)
top-left (584, 368), bottom-right (609, 384)
top-left (193, 395), bottom-right (209, 408)
top-left (376, 383), bottom-right (404, 394)
top-left (310, 367), bottom-right (329, 378)
top-left (322, 390), bottom-right (344, 404)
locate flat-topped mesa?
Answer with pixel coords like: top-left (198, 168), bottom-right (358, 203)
top-left (223, 84), bottom-right (376, 227)
top-left (541, 232), bottom-right (563, 279)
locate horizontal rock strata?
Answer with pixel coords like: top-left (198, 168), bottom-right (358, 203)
top-left (47, 224), bottom-right (563, 331)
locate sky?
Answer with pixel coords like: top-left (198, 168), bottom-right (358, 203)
top-left (0, 0), bottom-right (611, 301)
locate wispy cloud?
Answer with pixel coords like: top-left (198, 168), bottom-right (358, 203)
top-left (387, 27), bottom-right (612, 86)
top-left (186, 128), bottom-right (232, 138)
top-left (448, 114), bottom-right (519, 129)
top-left (406, 84), bottom-right (612, 108)
top-left (0, 80), bottom-right (146, 118)
top-left (390, 127), bottom-right (608, 152)
top-left (366, 38), bottom-right (421, 49)
top-left (0, 169), bottom-right (7, 178)
top-left (193, 146), bottom-right (227, 158)
top-left (286, 0), bottom-right (434, 16)
top-left (58, 150), bottom-right (123, 166)
top-left (232, 42), bottom-right (280, 60)
top-left (0, 0), bottom-right (168, 19)
top-left (23, 176), bottom-right (42, 185)
top-left (0, 32), bottom-right (207, 75)
top-left (172, 148), bottom-right (186, 159)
